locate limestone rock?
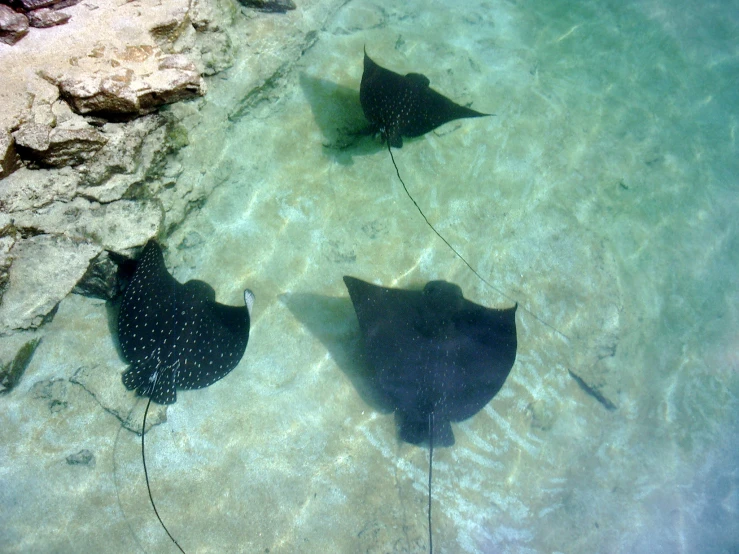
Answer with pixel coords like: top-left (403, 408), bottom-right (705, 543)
top-left (0, 234), bottom-right (100, 333)
top-left (76, 115), bottom-right (167, 198)
top-left (180, 0), bottom-right (236, 76)
top-left (0, 130), bottom-right (20, 178)
top-left (11, 197), bottom-right (162, 253)
top-left (12, 122), bottom-right (49, 152)
top-left (53, 56), bottom-right (206, 119)
top-left (27, 75), bottom-right (60, 127)
top-left (8, 0), bottom-right (79, 11)
top-left (12, 121), bottom-right (107, 168)
top-left (0, 4), bottom-right (28, 45)
top-left (0, 166), bottom-right (80, 212)
top-left (65, 449), bottom-right (94, 467)
top-left (49, 0), bottom-right (81, 9)
top-left (27, 7), bottom-right (70, 28)
top-left (72, 249), bottom-right (120, 300)
top-left (39, 126), bottom-right (107, 167)
top-left (11, 0), bottom-right (58, 11)
top-left (238, 0), bottom-right (297, 13)
top-left (0, 216), bottom-right (15, 295)
top-left (158, 53), bottom-right (196, 72)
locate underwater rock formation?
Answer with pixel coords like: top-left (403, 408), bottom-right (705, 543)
top-left (238, 0), bottom-right (296, 13)
top-left (50, 53), bottom-right (206, 120)
top-left (0, 4), bottom-right (29, 44)
top-left (0, 131), bottom-right (20, 176)
top-left (0, 0), bottom-right (228, 341)
top-left (26, 7), bottom-right (70, 28)
top-left (6, 0), bottom-right (79, 11)
top-left (0, 234), bottom-right (100, 332)
top-left (13, 121), bottom-right (108, 168)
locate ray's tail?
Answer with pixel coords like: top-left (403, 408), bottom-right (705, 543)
top-left (142, 397), bottom-right (186, 554)
top-left (428, 412), bottom-right (434, 554)
top-left (386, 143), bottom-right (570, 342)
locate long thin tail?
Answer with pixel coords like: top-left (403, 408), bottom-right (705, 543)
top-left (428, 412), bottom-right (434, 554)
top-left (386, 144), bottom-right (569, 342)
top-left (142, 397), bottom-right (186, 554)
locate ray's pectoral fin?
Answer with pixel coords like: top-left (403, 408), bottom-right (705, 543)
top-left (148, 367), bottom-right (177, 405)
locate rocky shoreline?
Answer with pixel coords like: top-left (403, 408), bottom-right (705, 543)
top-left (0, 0), bottom-right (346, 389)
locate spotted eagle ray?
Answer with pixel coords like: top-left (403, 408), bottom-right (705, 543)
top-left (344, 276), bottom-right (517, 554)
top-left (118, 240), bottom-right (254, 553)
top-left (360, 48), bottom-right (490, 148)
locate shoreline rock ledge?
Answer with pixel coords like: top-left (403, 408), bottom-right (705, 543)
top-left (1, 0), bottom-right (226, 346)
top-left (0, 0), bottom-right (78, 46)
top-left (0, 0), bottom-right (349, 388)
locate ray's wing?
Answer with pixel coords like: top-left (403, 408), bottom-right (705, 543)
top-left (402, 82), bottom-right (490, 139)
top-left (118, 242), bottom-right (252, 404)
top-left (360, 50), bottom-right (490, 148)
top-left (172, 280), bottom-right (251, 391)
top-left (440, 301), bottom-right (518, 422)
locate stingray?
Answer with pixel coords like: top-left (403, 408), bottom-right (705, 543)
top-left (343, 276), bottom-right (517, 553)
top-left (360, 48), bottom-right (490, 148)
top-left (118, 240), bottom-right (254, 553)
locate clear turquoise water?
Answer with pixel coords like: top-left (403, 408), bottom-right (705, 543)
top-left (2, 0), bottom-right (738, 552)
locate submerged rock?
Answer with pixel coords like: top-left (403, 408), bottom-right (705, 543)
top-left (11, 197), bottom-right (163, 252)
top-left (6, 0), bottom-right (79, 11)
top-left (11, 0), bottom-right (60, 11)
top-left (238, 0), bottom-right (297, 13)
top-left (0, 220), bottom-right (14, 296)
top-left (0, 234), bottom-right (100, 333)
top-left (76, 114), bottom-right (168, 198)
top-left (65, 449), bottom-right (95, 467)
top-left (13, 122), bottom-right (107, 168)
top-left (52, 58), bottom-right (206, 120)
top-left (73, 250), bottom-right (123, 300)
top-left (0, 130), bottom-right (20, 178)
top-left (0, 166), bottom-right (80, 212)
top-left (0, 337), bottom-right (41, 395)
top-left (0, 4), bottom-right (28, 45)
top-left (27, 7), bottom-right (70, 28)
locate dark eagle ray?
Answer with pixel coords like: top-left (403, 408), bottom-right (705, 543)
top-left (344, 276), bottom-right (517, 554)
top-left (118, 240), bottom-right (254, 553)
top-left (359, 48), bottom-right (490, 148)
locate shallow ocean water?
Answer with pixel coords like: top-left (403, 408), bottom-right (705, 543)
top-left (2, 0), bottom-right (738, 553)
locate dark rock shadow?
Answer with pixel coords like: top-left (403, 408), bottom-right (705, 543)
top-left (103, 252), bottom-right (139, 363)
top-left (280, 292), bottom-right (392, 414)
top-left (298, 72), bottom-right (385, 166)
